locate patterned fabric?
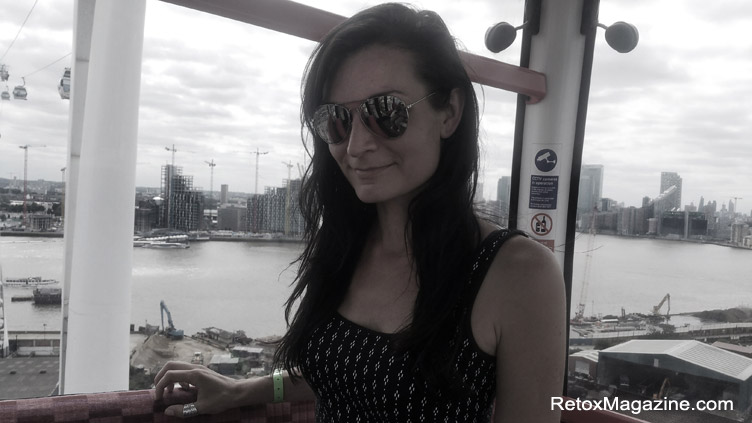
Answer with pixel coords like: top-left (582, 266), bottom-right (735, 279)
top-left (300, 229), bottom-right (522, 423)
top-left (0, 389), bottom-right (316, 423)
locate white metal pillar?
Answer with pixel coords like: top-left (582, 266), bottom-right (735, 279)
top-left (60, 0), bottom-right (94, 394)
top-left (509, 1), bottom-right (600, 393)
top-left (61, 0), bottom-right (146, 394)
top-left (513, 0), bottom-right (596, 269)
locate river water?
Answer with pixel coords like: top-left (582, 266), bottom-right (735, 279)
top-left (0, 238), bottom-right (303, 337)
top-left (0, 234), bottom-right (750, 337)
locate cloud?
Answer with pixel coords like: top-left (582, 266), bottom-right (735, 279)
top-left (0, 0), bottom-right (750, 213)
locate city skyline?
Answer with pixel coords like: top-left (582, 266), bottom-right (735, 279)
top-left (0, 1), bottom-right (750, 212)
top-left (4, 161), bottom-right (749, 221)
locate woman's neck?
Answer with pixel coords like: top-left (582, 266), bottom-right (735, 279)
top-left (372, 200), bottom-right (411, 257)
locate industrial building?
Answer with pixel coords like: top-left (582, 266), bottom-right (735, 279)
top-left (29, 214), bottom-right (54, 231)
top-left (217, 204), bottom-right (248, 232)
top-left (597, 340), bottom-right (752, 413)
top-left (569, 349), bottom-right (599, 380)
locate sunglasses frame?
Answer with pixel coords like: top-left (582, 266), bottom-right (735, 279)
top-left (312, 92), bottom-right (436, 145)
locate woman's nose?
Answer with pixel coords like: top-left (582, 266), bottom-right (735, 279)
top-left (346, 114), bottom-right (378, 157)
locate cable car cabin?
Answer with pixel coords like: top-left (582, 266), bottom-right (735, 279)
top-left (59, 67), bottom-right (71, 100)
top-left (0, 65), bottom-right (8, 82)
top-left (12, 85), bottom-right (27, 100)
top-left (1, 90), bottom-right (9, 101)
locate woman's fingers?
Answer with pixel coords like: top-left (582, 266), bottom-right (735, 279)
top-left (154, 361), bottom-right (197, 385)
top-left (154, 367), bottom-right (203, 400)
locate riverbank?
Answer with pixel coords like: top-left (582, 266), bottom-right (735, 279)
top-left (0, 230), bottom-right (303, 243)
top-left (5, 229), bottom-right (746, 249)
top-left (0, 231), bottom-right (63, 238)
top-left (592, 231), bottom-right (752, 250)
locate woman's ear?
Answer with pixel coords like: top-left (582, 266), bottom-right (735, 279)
top-left (440, 88), bottom-right (465, 139)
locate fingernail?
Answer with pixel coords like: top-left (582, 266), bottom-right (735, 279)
top-left (164, 408), bottom-right (175, 417)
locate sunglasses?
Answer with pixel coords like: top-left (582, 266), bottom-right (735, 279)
top-left (312, 92), bottom-right (436, 145)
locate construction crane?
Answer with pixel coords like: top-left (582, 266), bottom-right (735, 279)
top-left (652, 294), bottom-right (671, 320)
top-left (159, 300), bottom-right (184, 340)
top-left (204, 159), bottom-right (216, 204)
top-left (18, 144), bottom-right (46, 228)
top-left (250, 148), bottom-right (268, 195)
top-left (574, 206), bottom-right (598, 322)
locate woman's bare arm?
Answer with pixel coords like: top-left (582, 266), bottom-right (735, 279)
top-left (488, 236), bottom-right (567, 423)
top-left (154, 362), bottom-right (316, 418)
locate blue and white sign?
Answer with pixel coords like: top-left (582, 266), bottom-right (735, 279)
top-left (534, 149), bottom-right (557, 172)
top-left (529, 175), bottom-right (559, 210)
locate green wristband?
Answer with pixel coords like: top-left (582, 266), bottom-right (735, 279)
top-left (272, 369), bottom-right (284, 403)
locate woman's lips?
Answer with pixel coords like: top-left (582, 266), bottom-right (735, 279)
top-left (353, 163), bottom-right (393, 176)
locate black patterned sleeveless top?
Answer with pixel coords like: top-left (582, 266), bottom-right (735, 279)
top-left (299, 229), bottom-right (522, 422)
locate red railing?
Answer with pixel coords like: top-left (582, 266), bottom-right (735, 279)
top-left (0, 391), bottom-right (649, 423)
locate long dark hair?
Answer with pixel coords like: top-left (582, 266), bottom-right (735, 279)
top-left (274, 3), bottom-right (481, 387)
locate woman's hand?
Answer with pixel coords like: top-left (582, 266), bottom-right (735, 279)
top-left (154, 361), bottom-right (240, 418)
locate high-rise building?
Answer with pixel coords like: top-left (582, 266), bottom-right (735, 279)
top-left (160, 164), bottom-right (205, 232)
top-left (220, 184), bottom-right (229, 204)
top-left (496, 176), bottom-right (511, 226)
top-left (474, 182), bottom-right (485, 203)
top-left (247, 178), bottom-right (303, 236)
top-left (578, 165), bottom-right (603, 215)
top-left (497, 176), bottom-right (510, 204)
top-left (659, 172), bottom-right (682, 211)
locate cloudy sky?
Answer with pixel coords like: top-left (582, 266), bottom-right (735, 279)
top-left (0, 0), bottom-right (750, 214)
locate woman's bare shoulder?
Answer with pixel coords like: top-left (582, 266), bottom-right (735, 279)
top-left (476, 220), bottom-right (559, 283)
top-left (472, 225), bottom-right (564, 341)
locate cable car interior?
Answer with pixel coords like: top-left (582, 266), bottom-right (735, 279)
top-left (0, 1), bottom-right (747, 423)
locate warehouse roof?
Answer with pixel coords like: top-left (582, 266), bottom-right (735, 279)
top-left (570, 349), bottom-right (599, 363)
top-left (601, 339), bottom-right (752, 381)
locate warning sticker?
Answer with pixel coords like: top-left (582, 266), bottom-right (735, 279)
top-left (535, 239), bottom-right (555, 252)
top-left (531, 213), bottom-right (553, 236)
top-left (529, 175), bottom-right (558, 210)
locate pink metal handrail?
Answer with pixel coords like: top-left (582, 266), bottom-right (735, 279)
top-left (0, 390), bottom-right (650, 423)
top-left (157, 0), bottom-right (546, 103)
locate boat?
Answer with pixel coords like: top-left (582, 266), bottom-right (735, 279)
top-left (134, 240), bottom-right (190, 249)
top-left (33, 287), bottom-right (62, 305)
top-left (3, 277), bottom-right (59, 287)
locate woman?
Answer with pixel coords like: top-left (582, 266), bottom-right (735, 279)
top-left (155, 4), bottom-right (565, 422)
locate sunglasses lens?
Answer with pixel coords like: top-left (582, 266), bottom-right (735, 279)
top-left (361, 95), bottom-right (408, 138)
top-left (313, 104), bottom-right (351, 144)
top-left (313, 95), bottom-right (411, 144)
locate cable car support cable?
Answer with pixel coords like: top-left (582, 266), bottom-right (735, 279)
top-left (0, 0), bottom-right (40, 62)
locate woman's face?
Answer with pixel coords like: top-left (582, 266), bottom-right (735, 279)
top-left (325, 45), bottom-right (452, 206)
